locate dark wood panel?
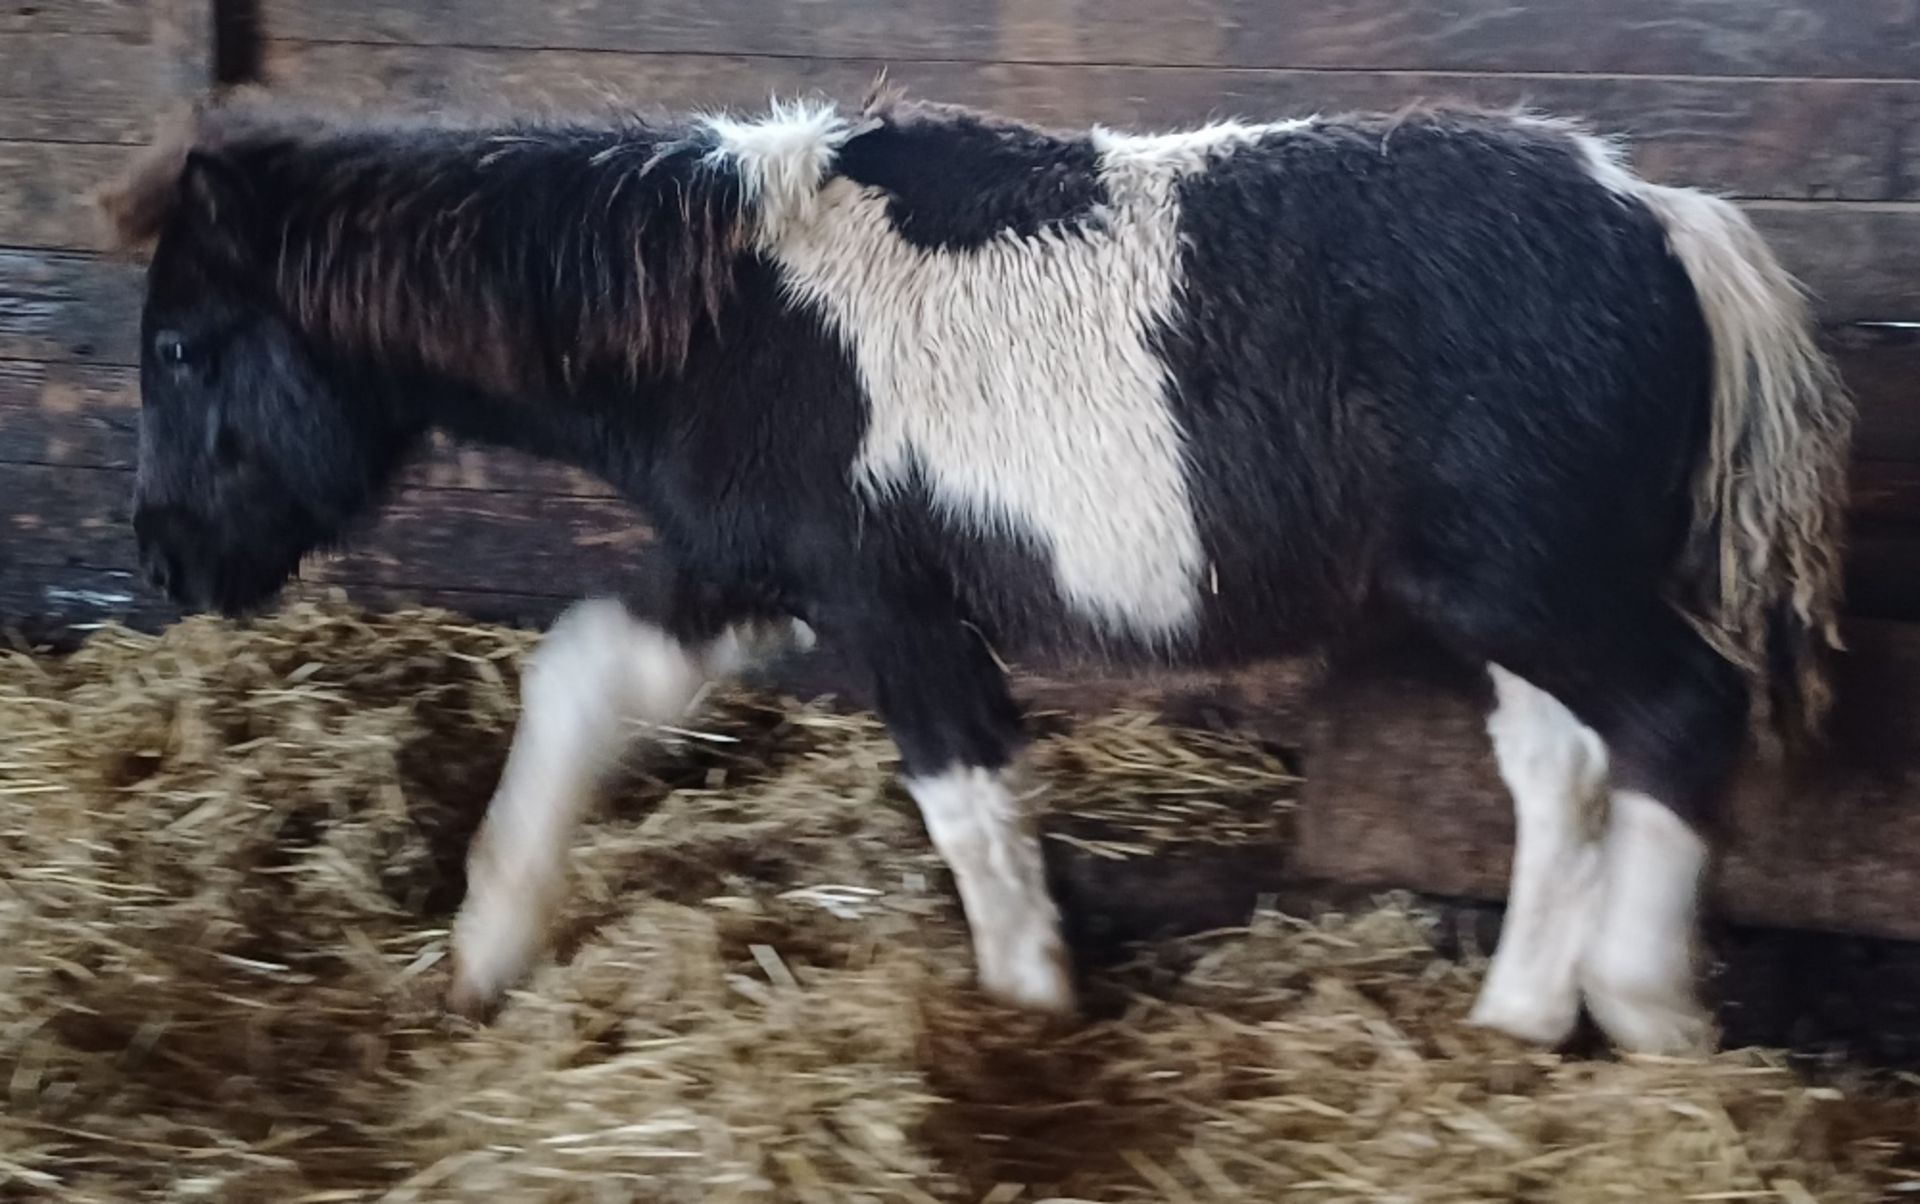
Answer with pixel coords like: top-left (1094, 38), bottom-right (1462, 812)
top-left (0, 34), bottom-right (162, 143)
top-left (0, 565), bottom-right (577, 637)
top-left (149, 0), bottom-right (216, 101)
top-left (0, 141), bottom-right (131, 250)
top-left (0, 359), bottom-right (137, 466)
top-left (0, 0), bottom-right (143, 36)
top-left (256, 0), bottom-right (1920, 80)
top-left (1749, 204), bottom-right (1920, 323)
top-left (0, 361), bottom-right (615, 495)
top-left (1849, 460), bottom-right (1920, 527)
top-left (259, 41), bottom-right (1920, 202)
top-left (0, 463), bottom-right (648, 598)
top-left (1834, 325), bottom-right (1920, 462)
top-left (1293, 619), bottom-right (1920, 944)
top-left (0, 251), bottom-right (144, 364)
top-left (1842, 529), bottom-right (1920, 622)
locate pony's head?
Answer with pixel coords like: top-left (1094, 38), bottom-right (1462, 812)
top-left (95, 93), bottom-right (785, 613)
top-left (95, 106), bottom-right (422, 615)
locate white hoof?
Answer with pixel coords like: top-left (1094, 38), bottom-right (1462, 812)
top-left (1468, 981), bottom-right (1580, 1047)
top-left (1584, 978), bottom-right (1714, 1056)
top-left (977, 932), bottom-right (1078, 1015)
top-left (447, 844), bottom-right (562, 1018)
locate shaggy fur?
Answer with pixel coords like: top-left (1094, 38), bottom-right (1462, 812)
top-left (96, 86), bottom-right (1854, 1054)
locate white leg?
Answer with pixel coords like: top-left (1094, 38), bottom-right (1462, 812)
top-left (448, 598), bottom-right (798, 1014)
top-left (905, 764), bottom-right (1075, 1014)
top-left (1468, 665), bottom-right (1609, 1045)
top-left (1580, 789), bottom-right (1714, 1055)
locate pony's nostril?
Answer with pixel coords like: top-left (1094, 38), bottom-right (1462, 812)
top-left (133, 507), bottom-right (191, 598)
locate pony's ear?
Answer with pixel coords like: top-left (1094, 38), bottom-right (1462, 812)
top-left (92, 136), bottom-right (191, 253)
top-left (179, 150), bottom-right (245, 222)
top-left (178, 151), bottom-right (253, 237)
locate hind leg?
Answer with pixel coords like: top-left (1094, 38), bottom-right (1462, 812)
top-left (1582, 788), bottom-right (1714, 1054)
top-left (1513, 611), bottom-right (1745, 1055)
top-left (1467, 665), bottom-right (1609, 1045)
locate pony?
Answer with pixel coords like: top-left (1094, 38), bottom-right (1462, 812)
top-left (93, 84), bottom-right (1852, 1055)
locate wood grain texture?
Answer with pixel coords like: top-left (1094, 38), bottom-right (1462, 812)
top-left (1747, 204), bottom-right (1920, 322)
top-left (148, 0), bottom-right (214, 101)
top-left (1834, 326), bottom-right (1920, 461)
top-left (255, 0), bottom-right (1920, 80)
top-left (0, 359), bottom-right (138, 467)
top-left (259, 41), bottom-right (1920, 202)
top-left (0, 362), bottom-right (616, 495)
top-left (0, 566), bottom-right (575, 638)
top-left (0, 251), bottom-right (143, 364)
top-left (1843, 530), bottom-right (1920, 623)
top-left (0, 0), bottom-right (143, 36)
top-left (1293, 620), bottom-right (1920, 944)
top-left (0, 463), bottom-right (649, 598)
top-left (0, 141), bottom-right (132, 251)
top-left (0, 34), bottom-right (163, 143)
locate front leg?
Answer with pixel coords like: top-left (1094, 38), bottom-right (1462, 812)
top-left (862, 610), bottom-right (1076, 1013)
top-left (448, 595), bottom-right (803, 1016)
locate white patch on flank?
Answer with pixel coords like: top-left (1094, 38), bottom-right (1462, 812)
top-left (1581, 789), bottom-right (1714, 1055)
top-left (905, 764), bottom-right (1074, 1013)
top-left (709, 109), bottom-right (1302, 642)
top-left (1468, 665), bottom-right (1609, 1046)
top-left (448, 598), bottom-right (804, 1013)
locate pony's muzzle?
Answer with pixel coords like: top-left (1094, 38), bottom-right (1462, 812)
top-left (132, 505), bottom-right (193, 602)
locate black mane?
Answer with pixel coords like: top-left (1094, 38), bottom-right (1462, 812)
top-left (107, 99), bottom-right (756, 392)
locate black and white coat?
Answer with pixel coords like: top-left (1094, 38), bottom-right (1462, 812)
top-left (105, 92), bottom-right (1852, 1056)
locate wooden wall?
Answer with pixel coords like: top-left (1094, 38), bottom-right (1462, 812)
top-left (4, 2), bottom-right (1920, 936)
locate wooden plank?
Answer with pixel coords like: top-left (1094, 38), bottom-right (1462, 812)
top-left (0, 359), bottom-right (137, 467)
top-left (1834, 325), bottom-right (1920, 462)
top-left (255, 0), bottom-right (1920, 80)
top-left (0, 0), bottom-right (143, 36)
top-left (1849, 460), bottom-right (1920, 527)
top-left (258, 41), bottom-right (1920, 202)
top-left (0, 34), bottom-right (163, 143)
top-left (149, 0), bottom-right (215, 101)
top-left (0, 565), bottom-right (574, 637)
top-left (0, 251), bottom-right (143, 365)
top-left (1843, 529), bottom-right (1920, 622)
top-left (1292, 619), bottom-right (1920, 943)
top-left (1750, 204), bottom-right (1920, 323)
top-left (0, 361), bottom-right (615, 494)
top-left (0, 463), bottom-right (649, 598)
top-left (0, 142), bottom-right (131, 251)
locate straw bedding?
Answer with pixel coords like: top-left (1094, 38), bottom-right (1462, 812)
top-left (1, 601), bottom-right (1915, 1201)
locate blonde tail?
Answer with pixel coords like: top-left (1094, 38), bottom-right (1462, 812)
top-left (1625, 181), bottom-right (1854, 742)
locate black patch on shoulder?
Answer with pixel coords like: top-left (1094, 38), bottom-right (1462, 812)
top-left (835, 102), bottom-right (1105, 251)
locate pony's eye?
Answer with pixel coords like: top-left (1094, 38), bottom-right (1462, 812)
top-left (154, 331), bottom-right (190, 366)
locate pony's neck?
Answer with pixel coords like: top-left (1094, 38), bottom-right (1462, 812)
top-left (242, 116), bottom-right (748, 426)
top-left (399, 372), bottom-right (662, 501)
